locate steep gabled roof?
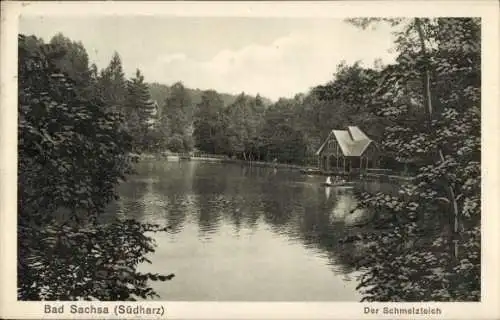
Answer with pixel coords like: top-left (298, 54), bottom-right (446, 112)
top-left (332, 130), bottom-right (352, 155)
top-left (347, 126), bottom-right (369, 141)
top-left (316, 126), bottom-right (373, 157)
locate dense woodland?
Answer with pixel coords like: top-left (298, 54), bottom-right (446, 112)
top-left (147, 64), bottom-right (387, 164)
top-left (18, 17), bottom-right (480, 301)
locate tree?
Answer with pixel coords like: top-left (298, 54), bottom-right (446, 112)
top-left (161, 82), bottom-right (193, 152)
top-left (125, 69), bottom-right (157, 151)
top-left (260, 98), bottom-right (307, 163)
top-left (193, 90), bottom-right (225, 154)
top-left (342, 18), bottom-right (480, 301)
top-left (98, 52), bottom-right (127, 113)
top-left (18, 34), bottom-right (173, 301)
top-left (49, 33), bottom-right (92, 90)
top-left (224, 93), bottom-right (264, 160)
top-left (310, 62), bottom-right (387, 142)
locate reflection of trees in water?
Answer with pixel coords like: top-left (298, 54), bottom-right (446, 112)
top-left (291, 188), bottom-right (359, 274)
top-left (114, 161), bottom-right (398, 281)
top-left (191, 164), bottom-right (227, 237)
top-left (256, 181), bottom-right (394, 276)
top-left (152, 193), bottom-right (187, 235)
top-left (147, 161), bottom-right (196, 234)
top-left (259, 182), bottom-right (296, 229)
top-left (359, 180), bottom-right (401, 195)
top-left (219, 165), bottom-right (267, 231)
top-left (250, 175), bottom-right (365, 275)
top-left (104, 178), bottom-right (149, 223)
top-left (331, 192), bottom-right (373, 227)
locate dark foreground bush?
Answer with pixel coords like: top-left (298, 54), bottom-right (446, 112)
top-left (18, 34), bottom-right (172, 301)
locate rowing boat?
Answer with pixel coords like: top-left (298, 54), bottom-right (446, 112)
top-left (322, 176), bottom-right (355, 188)
top-left (322, 181), bottom-right (355, 188)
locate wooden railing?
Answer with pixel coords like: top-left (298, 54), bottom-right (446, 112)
top-left (162, 152), bottom-right (228, 160)
top-left (191, 152), bottom-right (228, 159)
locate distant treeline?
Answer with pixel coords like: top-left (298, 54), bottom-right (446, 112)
top-left (20, 33), bottom-right (419, 168)
top-left (148, 82), bottom-right (274, 111)
top-left (144, 62), bottom-right (394, 165)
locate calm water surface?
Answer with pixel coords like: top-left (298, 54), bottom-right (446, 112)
top-left (106, 160), bottom-right (394, 301)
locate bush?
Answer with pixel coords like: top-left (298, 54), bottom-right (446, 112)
top-left (18, 34), bottom-right (173, 301)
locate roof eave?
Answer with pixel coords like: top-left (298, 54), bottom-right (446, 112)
top-left (315, 130), bottom-right (334, 155)
top-left (358, 140), bottom-right (373, 156)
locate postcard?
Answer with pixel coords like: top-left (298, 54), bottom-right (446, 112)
top-left (1, 1), bottom-right (499, 319)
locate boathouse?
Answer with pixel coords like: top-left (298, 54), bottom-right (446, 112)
top-left (315, 126), bottom-right (379, 174)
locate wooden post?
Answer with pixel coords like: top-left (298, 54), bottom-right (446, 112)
top-left (336, 142), bottom-right (339, 173)
top-left (361, 157), bottom-right (365, 177)
top-left (343, 157), bottom-right (346, 173)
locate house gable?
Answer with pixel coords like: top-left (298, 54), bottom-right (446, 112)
top-left (316, 126), bottom-right (373, 157)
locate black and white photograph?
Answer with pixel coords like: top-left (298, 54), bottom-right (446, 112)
top-left (1, 1), bottom-right (499, 319)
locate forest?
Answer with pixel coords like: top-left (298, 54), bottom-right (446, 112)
top-left (18, 17), bottom-right (480, 301)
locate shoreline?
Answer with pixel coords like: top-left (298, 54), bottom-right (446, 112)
top-left (135, 152), bottom-right (415, 182)
top-left (139, 152), bottom-right (313, 170)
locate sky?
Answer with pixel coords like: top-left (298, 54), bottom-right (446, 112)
top-left (19, 16), bottom-right (398, 101)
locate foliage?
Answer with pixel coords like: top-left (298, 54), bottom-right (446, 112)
top-left (147, 82), bottom-right (272, 111)
top-left (260, 98), bottom-right (308, 163)
top-left (166, 134), bottom-right (185, 153)
top-left (19, 220), bottom-right (173, 300)
top-left (342, 17), bottom-right (481, 302)
top-left (18, 17), bottom-right (482, 303)
top-left (313, 62), bottom-right (388, 142)
top-left (183, 61), bottom-right (394, 164)
top-left (148, 84), bottom-right (273, 156)
top-left (157, 82), bottom-right (193, 153)
top-left (193, 90), bottom-right (227, 154)
top-left (49, 33), bottom-right (92, 94)
top-left (97, 52), bottom-right (127, 113)
top-left (223, 93), bottom-right (265, 160)
top-left (18, 34), bottom-right (172, 301)
top-left (125, 69), bottom-right (158, 151)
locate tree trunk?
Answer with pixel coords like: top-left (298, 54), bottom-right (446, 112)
top-left (415, 18), bottom-right (459, 258)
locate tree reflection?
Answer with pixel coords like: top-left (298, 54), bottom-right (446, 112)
top-left (112, 160), bottom-right (398, 289)
top-left (148, 161), bottom-right (192, 234)
top-left (103, 171), bottom-right (149, 223)
top-left (192, 163), bottom-right (227, 238)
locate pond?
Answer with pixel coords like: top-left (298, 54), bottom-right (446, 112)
top-left (105, 160), bottom-right (398, 301)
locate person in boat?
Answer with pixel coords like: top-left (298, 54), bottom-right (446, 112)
top-left (325, 176), bottom-right (349, 186)
top-left (326, 176), bottom-right (333, 185)
top-left (272, 158), bottom-right (278, 168)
